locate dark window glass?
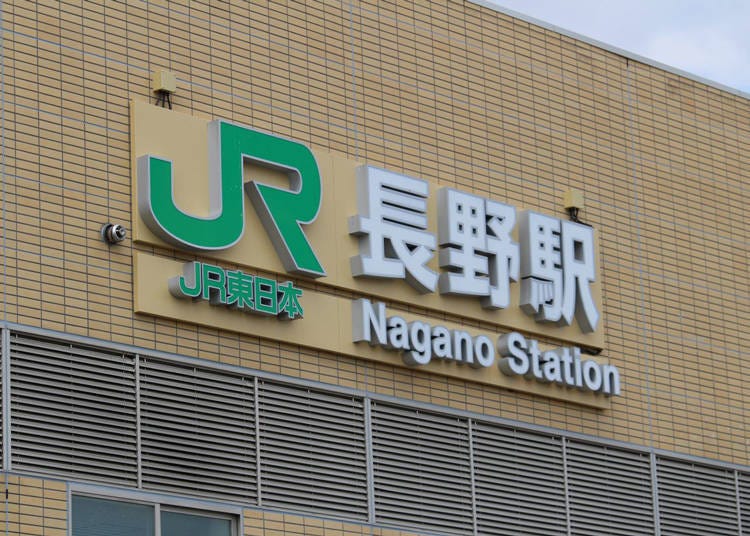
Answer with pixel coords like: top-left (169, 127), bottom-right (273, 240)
top-left (72, 496), bottom-right (154, 536)
top-left (161, 510), bottom-right (232, 536)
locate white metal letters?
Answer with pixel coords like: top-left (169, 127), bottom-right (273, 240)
top-left (350, 174), bottom-right (600, 334)
top-left (349, 166), bottom-right (438, 293)
top-left (437, 189), bottom-right (519, 310)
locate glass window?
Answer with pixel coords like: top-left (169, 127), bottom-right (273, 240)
top-left (161, 510), bottom-right (232, 536)
top-left (72, 496), bottom-right (233, 536)
top-left (72, 496), bottom-right (155, 536)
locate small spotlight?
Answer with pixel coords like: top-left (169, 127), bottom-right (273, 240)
top-left (563, 189), bottom-right (584, 223)
top-left (101, 223), bottom-right (127, 244)
top-left (152, 70), bottom-right (176, 109)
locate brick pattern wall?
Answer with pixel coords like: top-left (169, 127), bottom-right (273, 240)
top-left (0, 475), bottom-right (67, 536)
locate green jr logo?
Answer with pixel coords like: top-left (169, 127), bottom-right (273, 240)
top-left (137, 120), bottom-right (325, 277)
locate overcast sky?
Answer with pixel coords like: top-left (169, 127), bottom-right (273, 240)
top-left (486, 0), bottom-right (750, 95)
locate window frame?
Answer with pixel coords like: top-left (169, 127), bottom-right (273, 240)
top-left (69, 483), bottom-right (242, 536)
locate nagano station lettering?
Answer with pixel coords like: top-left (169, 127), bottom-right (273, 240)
top-left (353, 298), bottom-right (620, 395)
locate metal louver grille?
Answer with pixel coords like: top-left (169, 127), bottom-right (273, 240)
top-left (738, 472), bottom-right (750, 535)
top-left (567, 440), bottom-right (653, 535)
top-left (657, 457), bottom-right (739, 535)
top-left (258, 380), bottom-right (368, 519)
top-left (472, 422), bottom-right (566, 535)
top-left (140, 358), bottom-right (256, 502)
top-left (10, 334), bottom-right (137, 485)
top-left (371, 403), bottom-right (473, 535)
top-left (7, 328), bottom-right (750, 535)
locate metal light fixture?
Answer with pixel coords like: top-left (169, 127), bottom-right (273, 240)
top-left (152, 69), bottom-right (176, 109)
top-left (563, 189), bottom-right (584, 223)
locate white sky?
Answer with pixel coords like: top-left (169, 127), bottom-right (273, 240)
top-left (486, 0), bottom-right (750, 95)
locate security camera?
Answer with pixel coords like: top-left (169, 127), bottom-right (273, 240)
top-left (101, 223), bottom-right (127, 244)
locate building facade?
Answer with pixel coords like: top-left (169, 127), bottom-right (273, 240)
top-left (0, 1), bottom-right (748, 535)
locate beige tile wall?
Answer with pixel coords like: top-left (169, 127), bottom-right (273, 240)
top-left (0, 475), bottom-right (67, 536)
top-left (1, 0), bottom-right (748, 469)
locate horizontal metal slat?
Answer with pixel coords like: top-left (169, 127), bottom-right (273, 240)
top-left (262, 496), bottom-right (367, 520)
top-left (140, 359), bottom-right (256, 503)
top-left (372, 403), bottom-right (473, 534)
top-left (259, 381), bottom-right (367, 520)
top-left (259, 416), bottom-right (365, 438)
top-left (260, 456), bottom-right (369, 480)
top-left (657, 458), bottom-right (738, 535)
top-left (566, 441), bottom-right (653, 536)
top-left (262, 475), bottom-right (368, 497)
top-left (10, 334), bottom-right (138, 485)
top-left (473, 422), bottom-right (566, 536)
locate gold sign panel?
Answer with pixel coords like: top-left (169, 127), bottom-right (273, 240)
top-left (131, 100), bottom-right (604, 350)
top-left (131, 101), bottom-right (613, 406)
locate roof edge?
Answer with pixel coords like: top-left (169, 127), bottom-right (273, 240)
top-left (471, 0), bottom-right (750, 101)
